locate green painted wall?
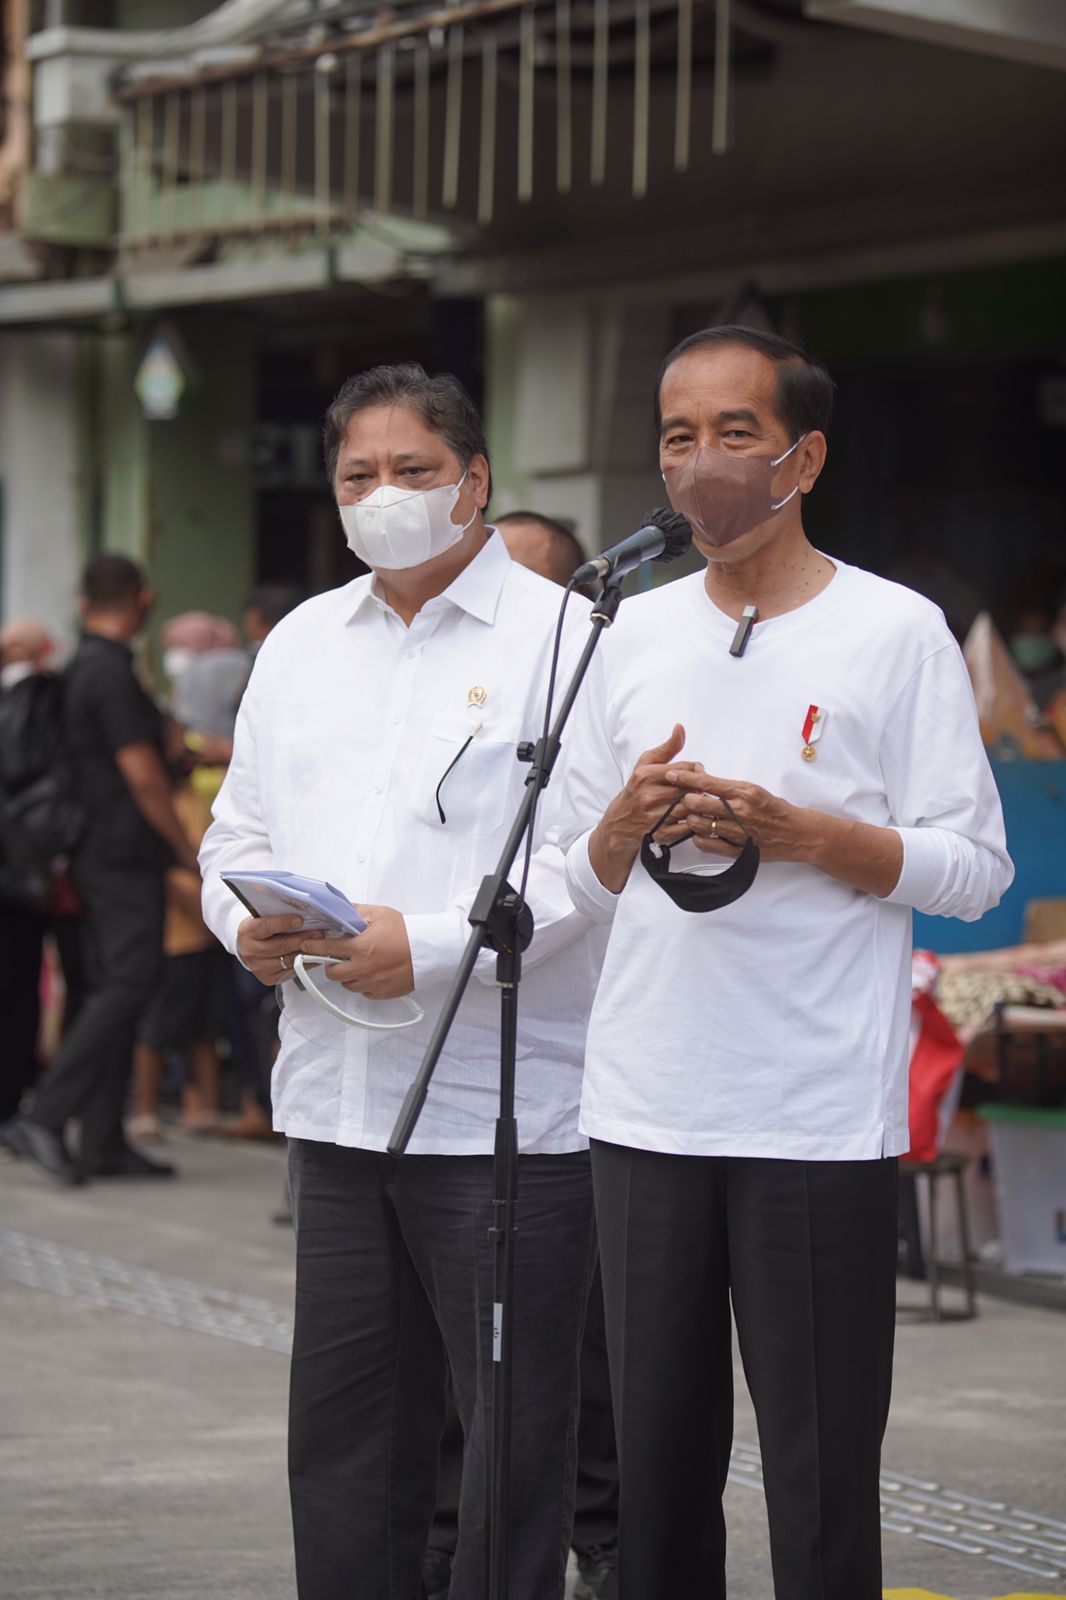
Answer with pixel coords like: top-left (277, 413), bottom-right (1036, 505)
top-left (99, 332), bottom-right (149, 562)
top-left (145, 320), bottom-right (255, 632)
top-left (484, 295), bottom-right (531, 514)
top-left (95, 321), bottom-right (255, 639)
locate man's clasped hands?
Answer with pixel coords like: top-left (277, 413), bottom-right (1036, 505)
top-left (236, 721), bottom-right (806, 997)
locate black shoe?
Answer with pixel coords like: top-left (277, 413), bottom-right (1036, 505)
top-left (3, 1116), bottom-right (84, 1186)
top-left (0, 1118), bottom-right (23, 1157)
top-left (574, 1545), bottom-right (619, 1600)
top-left (422, 1546), bottom-right (453, 1600)
top-left (85, 1145), bottom-right (177, 1179)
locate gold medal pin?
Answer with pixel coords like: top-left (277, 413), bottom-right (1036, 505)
top-left (801, 705), bottom-right (825, 762)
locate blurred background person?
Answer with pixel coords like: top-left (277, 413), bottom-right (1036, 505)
top-left (129, 773), bottom-right (228, 1142)
top-left (425, 508), bottom-right (619, 1600)
top-left (4, 556), bottom-right (198, 1185)
top-left (174, 645), bottom-right (251, 774)
top-left (161, 610), bottom-right (241, 691)
top-left (130, 643), bottom-right (251, 1142)
top-left (1007, 602), bottom-right (1063, 683)
top-left (496, 510), bottom-right (589, 590)
top-left (242, 583), bottom-right (305, 656)
top-left (0, 620), bottom-right (83, 1134)
top-left (223, 589), bottom-right (304, 1139)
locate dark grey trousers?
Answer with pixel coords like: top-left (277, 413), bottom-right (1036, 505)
top-left (591, 1140), bottom-right (898, 1600)
top-left (286, 1138), bottom-right (596, 1600)
top-left (30, 860), bottom-right (163, 1166)
top-left (430, 1252), bottom-right (619, 1561)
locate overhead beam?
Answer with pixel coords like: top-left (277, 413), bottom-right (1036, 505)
top-left (805, 0), bottom-right (1066, 72)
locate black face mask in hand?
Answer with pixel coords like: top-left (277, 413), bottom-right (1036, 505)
top-left (639, 794), bottom-right (759, 913)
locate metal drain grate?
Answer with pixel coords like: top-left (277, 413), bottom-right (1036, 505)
top-left (728, 1441), bottom-right (1065, 1584)
top-left (0, 1229), bottom-right (294, 1354)
top-left (3, 1228), bottom-right (1061, 1585)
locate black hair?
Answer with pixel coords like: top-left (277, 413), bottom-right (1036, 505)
top-left (81, 553), bottom-right (147, 609)
top-left (243, 584), bottom-right (305, 629)
top-left (655, 324), bottom-right (835, 440)
top-left (323, 362), bottom-right (492, 500)
top-left (496, 510), bottom-right (586, 584)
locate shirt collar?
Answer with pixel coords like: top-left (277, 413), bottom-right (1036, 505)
top-left (80, 631), bottom-right (134, 661)
top-left (345, 529), bottom-right (511, 628)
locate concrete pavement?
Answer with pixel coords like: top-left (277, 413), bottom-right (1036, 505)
top-left (1, 1129), bottom-right (1063, 1600)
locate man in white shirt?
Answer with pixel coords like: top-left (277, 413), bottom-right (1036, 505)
top-left (199, 364), bottom-right (602, 1600)
top-left (559, 326), bottom-right (1013, 1600)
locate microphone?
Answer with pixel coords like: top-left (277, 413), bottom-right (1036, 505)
top-left (573, 508), bottom-right (691, 587)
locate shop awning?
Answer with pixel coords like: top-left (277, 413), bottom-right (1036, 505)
top-left (103, 0), bottom-right (779, 262)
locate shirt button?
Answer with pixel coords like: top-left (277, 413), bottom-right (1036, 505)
top-left (355, 852), bottom-right (367, 863)
top-left (371, 783), bottom-right (383, 795)
top-left (389, 712), bottom-right (402, 724)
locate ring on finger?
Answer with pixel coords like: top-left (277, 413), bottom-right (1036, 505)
top-left (710, 818), bottom-right (718, 837)
top-left (279, 953), bottom-right (289, 972)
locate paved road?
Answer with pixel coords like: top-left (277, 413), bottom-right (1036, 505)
top-left (1, 1131), bottom-right (1063, 1600)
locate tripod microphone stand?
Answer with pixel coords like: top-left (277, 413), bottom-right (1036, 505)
top-left (387, 573), bottom-right (624, 1600)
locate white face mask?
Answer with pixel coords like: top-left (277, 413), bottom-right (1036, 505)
top-left (338, 472), bottom-right (477, 571)
top-left (163, 647), bottom-right (194, 684)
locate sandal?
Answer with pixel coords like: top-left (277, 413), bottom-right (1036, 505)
top-left (127, 1113), bottom-right (165, 1143)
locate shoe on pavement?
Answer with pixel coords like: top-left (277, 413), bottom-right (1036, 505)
top-left (573, 1545), bottom-right (619, 1600)
top-left (0, 1118), bottom-right (23, 1157)
top-left (85, 1145), bottom-right (177, 1179)
top-left (2, 1115), bottom-right (84, 1186)
top-left (422, 1546), bottom-right (453, 1600)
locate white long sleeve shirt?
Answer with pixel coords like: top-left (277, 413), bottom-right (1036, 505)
top-left (200, 532), bottom-right (604, 1155)
top-left (560, 560), bottom-right (1013, 1161)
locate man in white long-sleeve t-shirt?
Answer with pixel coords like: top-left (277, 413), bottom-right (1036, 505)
top-left (199, 364), bottom-right (603, 1600)
top-left (558, 326), bottom-right (1013, 1600)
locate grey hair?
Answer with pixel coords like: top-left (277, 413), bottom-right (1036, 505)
top-left (323, 362), bottom-right (492, 500)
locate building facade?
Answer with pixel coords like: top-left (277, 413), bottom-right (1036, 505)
top-left (1, 0), bottom-right (1064, 646)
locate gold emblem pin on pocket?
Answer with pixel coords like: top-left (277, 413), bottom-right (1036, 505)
top-left (467, 685), bottom-right (487, 708)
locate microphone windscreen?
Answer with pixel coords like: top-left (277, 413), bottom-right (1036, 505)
top-left (643, 508), bottom-right (692, 565)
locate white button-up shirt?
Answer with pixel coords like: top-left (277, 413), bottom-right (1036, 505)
top-left (559, 562), bottom-right (1013, 1162)
top-left (200, 532), bottom-right (604, 1155)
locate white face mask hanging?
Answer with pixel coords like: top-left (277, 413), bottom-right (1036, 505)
top-left (338, 472), bottom-right (477, 571)
top-left (278, 954), bottom-right (424, 1042)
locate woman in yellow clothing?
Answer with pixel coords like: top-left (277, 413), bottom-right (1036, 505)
top-left (128, 779), bottom-right (228, 1140)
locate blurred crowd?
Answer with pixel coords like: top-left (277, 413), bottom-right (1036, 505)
top-left (0, 561), bottom-right (304, 1178)
top-left (0, 510), bottom-right (592, 1186)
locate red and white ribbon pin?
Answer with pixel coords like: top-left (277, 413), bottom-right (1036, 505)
top-left (801, 705), bottom-right (826, 762)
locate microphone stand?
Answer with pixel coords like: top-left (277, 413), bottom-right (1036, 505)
top-left (388, 572), bottom-right (625, 1600)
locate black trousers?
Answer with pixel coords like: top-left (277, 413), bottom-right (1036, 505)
top-left (287, 1139), bottom-right (596, 1600)
top-left (31, 861), bottom-right (164, 1167)
top-left (0, 905), bottom-right (45, 1124)
top-left (0, 906), bottom-right (85, 1124)
top-left (430, 1252), bottom-right (619, 1560)
top-left (590, 1140), bottom-right (898, 1600)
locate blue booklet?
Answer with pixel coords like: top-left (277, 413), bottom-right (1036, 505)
top-left (222, 871), bottom-right (367, 938)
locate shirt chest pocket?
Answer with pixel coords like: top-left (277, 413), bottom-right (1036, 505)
top-left (412, 713), bottom-right (526, 838)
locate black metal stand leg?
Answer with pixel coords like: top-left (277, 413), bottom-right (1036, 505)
top-left (489, 954), bottom-right (520, 1600)
top-left (387, 576), bottom-right (626, 1600)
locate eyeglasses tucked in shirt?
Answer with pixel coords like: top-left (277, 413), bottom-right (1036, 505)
top-left (435, 721), bottom-right (483, 824)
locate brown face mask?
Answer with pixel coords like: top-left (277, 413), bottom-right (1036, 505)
top-left (662, 437), bottom-right (804, 550)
